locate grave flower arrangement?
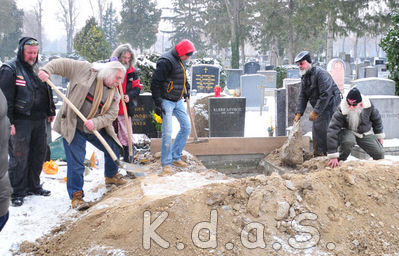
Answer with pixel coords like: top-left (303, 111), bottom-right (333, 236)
top-left (150, 111), bottom-right (162, 131)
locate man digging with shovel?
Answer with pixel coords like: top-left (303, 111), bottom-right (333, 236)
top-left (38, 59), bottom-right (127, 209)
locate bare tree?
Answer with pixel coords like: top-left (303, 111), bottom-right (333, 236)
top-left (33, 0), bottom-right (43, 52)
top-left (57, 0), bottom-right (78, 54)
top-left (88, 0), bottom-right (107, 27)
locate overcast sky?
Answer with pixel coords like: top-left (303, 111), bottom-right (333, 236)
top-left (16, 0), bottom-right (170, 41)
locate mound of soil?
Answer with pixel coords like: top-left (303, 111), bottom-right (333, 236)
top-left (19, 157), bottom-right (399, 255)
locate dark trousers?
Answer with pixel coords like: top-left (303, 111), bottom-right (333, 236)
top-left (338, 129), bottom-right (384, 161)
top-left (0, 211), bottom-right (9, 232)
top-left (8, 119), bottom-right (47, 197)
top-left (312, 110), bottom-right (333, 154)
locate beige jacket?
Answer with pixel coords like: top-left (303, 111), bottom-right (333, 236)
top-left (40, 58), bottom-right (121, 147)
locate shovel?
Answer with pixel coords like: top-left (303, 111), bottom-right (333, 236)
top-left (184, 88), bottom-right (208, 144)
top-left (117, 83), bottom-right (134, 163)
top-left (46, 79), bottom-right (148, 176)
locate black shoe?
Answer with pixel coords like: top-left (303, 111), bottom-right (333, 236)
top-left (27, 188), bottom-right (51, 196)
top-left (11, 197), bottom-right (24, 207)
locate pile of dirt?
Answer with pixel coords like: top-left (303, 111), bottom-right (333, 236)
top-left (19, 156), bottom-right (399, 255)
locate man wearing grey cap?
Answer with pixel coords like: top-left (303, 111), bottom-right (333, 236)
top-left (293, 51), bottom-right (342, 156)
top-left (327, 87), bottom-right (384, 168)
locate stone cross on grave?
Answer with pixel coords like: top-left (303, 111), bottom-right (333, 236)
top-left (257, 81), bottom-right (267, 115)
top-left (204, 67), bottom-right (208, 73)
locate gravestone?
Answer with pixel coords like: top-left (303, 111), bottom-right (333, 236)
top-left (241, 74), bottom-right (276, 108)
top-left (257, 70), bottom-right (277, 88)
top-left (240, 74), bottom-right (266, 108)
top-left (275, 88), bottom-right (286, 136)
top-left (265, 65), bottom-right (274, 70)
top-left (284, 79), bottom-right (313, 134)
top-left (287, 68), bottom-right (300, 79)
top-left (365, 66), bottom-right (377, 78)
top-left (226, 69), bottom-right (243, 89)
top-left (327, 58), bottom-right (345, 93)
top-left (132, 94), bottom-right (157, 138)
top-left (369, 96), bottom-right (399, 139)
top-left (209, 97), bottom-right (246, 137)
top-left (191, 64), bottom-right (220, 93)
top-left (351, 78), bottom-right (395, 96)
top-left (244, 61), bottom-right (260, 74)
top-left (377, 66), bottom-right (390, 79)
top-left (374, 59), bottom-right (384, 65)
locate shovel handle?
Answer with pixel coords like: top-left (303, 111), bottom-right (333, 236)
top-left (46, 79), bottom-right (119, 164)
top-left (118, 83), bottom-right (133, 160)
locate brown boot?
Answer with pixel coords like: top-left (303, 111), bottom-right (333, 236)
top-left (71, 191), bottom-right (90, 210)
top-left (105, 173), bottom-right (127, 186)
top-left (172, 160), bottom-right (187, 168)
top-left (159, 166), bottom-right (174, 176)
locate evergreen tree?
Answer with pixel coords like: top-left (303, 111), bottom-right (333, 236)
top-left (119, 0), bottom-right (161, 53)
top-left (102, 2), bottom-right (119, 50)
top-left (73, 17), bottom-right (111, 62)
top-left (0, 0), bottom-right (23, 60)
top-left (380, 13), bottom-right (399, 95)
top-left (168, 0), bottom-right (207, 53)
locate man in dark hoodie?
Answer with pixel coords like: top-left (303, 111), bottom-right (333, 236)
top-left (150, 39), bottom-right (195, 175)
top-left (0, 88), bottom-right (12, 231)
top-left (0, 37), bottom-right (56, 207)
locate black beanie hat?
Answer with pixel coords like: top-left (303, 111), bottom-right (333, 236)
top-left (346, 87), bottom-right (362, 106)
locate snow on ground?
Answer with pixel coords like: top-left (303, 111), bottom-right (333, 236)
top-left (142, 171), bottom-right (230, 197)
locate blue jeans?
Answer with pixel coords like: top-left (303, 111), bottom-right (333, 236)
top-left (63, 129), bottom-right (120, 199)
top-left (0, 211), bottom-right (9, 232)
top-left (161, 99), bottom-right (191, 166)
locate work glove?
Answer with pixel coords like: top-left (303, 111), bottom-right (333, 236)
top-left (309, 111), bottom-right (318, 121)
top-left (293, 113), bottom-right (301, 122)
top-left (183, 93), bottom-right (190, 102)
top-left (154, 98), bottom-right (165, 117)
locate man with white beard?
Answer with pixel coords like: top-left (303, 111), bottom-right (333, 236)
top-left (327, 87), bottom-right (384, 168)
top-left (293, 51), bottom-right (341, 157)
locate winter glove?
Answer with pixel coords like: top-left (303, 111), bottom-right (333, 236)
top-left (293, 113), bottom-right (301, 122)
top-left (154, 98), bottom-right (165, 117)
top-left (183, 93), bottom-right (190, 102)
top-left (309, 111), bottom-right (318, 121)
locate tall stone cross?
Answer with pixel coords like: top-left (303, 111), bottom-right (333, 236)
top-left (257, 81), bottom-right (267, 115)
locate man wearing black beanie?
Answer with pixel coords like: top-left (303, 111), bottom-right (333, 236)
top-left (327, 87), bottom-right (385, 168)
top-left (293, 51), bottom-right (342, 156)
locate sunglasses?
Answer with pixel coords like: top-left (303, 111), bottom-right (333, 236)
top-left (25, 40), bottom-right (39, 46)
top-left (347, 99), bottom-right (359, 107)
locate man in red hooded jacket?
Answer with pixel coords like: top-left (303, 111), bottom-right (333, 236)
top-left (110, 44), bottom-right (141, 162)
top-left (150, 39), bottom-right (195, 175)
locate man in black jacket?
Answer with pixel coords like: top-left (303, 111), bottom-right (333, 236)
top-left (151, 39), bottom-right (195, 174)
top-left (327, 87), bottom-right (384, 168)
top-left (293, 51), bottom-right (341, 156)
top-left (0, 37), bottom-right (56, 207)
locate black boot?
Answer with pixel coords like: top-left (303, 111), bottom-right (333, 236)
top-left (11, 196), bottom-right (24, 207)
top-left (27, 188), bottom-right (51, 196)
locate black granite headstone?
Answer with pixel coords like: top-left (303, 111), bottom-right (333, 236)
top-left (132, 94), bottom-right (157, 138)
top-left (265, 65), bottom-right (274, 70)
top-left (275, 88), bottom-right (286, 136)
top-left (191, 65), bottom-right (220, 93)
top-left (244, 61), bottom-right (260, 74)
top-left (209, 97), bottom-right (246, 137)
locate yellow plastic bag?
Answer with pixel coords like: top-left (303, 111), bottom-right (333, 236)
top-left (43, 160), bottom-right (59, 175)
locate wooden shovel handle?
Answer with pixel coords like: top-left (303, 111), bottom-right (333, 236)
top-left (46, 79), bottom-right (119, 163)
